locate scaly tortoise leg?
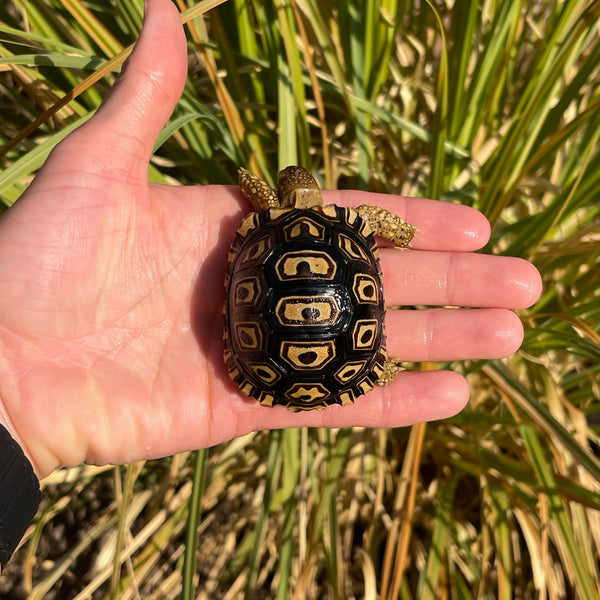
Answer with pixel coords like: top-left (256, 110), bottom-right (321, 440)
top-left (356, 204), bottom-right (417, 387)
top-left (356, 204), bottom-right (416, 248)
top-left (376, 356), bottom-right (403, 386)
top-left (238, 168), bottom-right (280, 211)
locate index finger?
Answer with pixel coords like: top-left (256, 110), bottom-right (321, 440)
top-left (324, 190), bottom-right (491, 252)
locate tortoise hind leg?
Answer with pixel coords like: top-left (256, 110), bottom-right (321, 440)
top-left (377, 357), bottom-right (403, 386)
top-left (356, 205), bottom-right (416, 248)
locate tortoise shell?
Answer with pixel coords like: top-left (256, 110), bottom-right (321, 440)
top-left (223, 203), bottom-right (389, 411)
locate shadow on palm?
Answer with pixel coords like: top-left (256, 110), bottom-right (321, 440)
top-left (190, 211), bottom-right (248, 400)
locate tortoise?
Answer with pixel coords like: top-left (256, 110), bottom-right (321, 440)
top-left (223, 166), bottom-right (416, 411)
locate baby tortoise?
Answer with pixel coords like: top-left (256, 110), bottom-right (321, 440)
top-left (223, 166), bottom-right (416, 411)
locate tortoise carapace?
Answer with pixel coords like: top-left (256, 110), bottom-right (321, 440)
top-left (223, 166), bottom-right (416, 411)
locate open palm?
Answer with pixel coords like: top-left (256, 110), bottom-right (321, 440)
top-left (0, 0), bottom-right (541, 479)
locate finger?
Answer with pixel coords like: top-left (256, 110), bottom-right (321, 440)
top-left (61, 0), bottom-right (187, 178)
top-left (324, 189), bottom-right (491, 251)
top-left (384, 307), bottom-right (524, 361)
top-left (235, 370), bottom-right (470, 433)
top-left (381, 250), bottom-right (542, 309)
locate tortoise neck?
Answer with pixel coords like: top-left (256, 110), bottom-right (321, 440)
top-left (281, 189), bottom-right (323, 209)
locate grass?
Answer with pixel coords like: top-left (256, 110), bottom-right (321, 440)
top-left (1, 0), bottom-right (599, 598)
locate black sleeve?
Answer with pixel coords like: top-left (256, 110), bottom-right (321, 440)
top-left (0, 423), bottom-right (41, 569)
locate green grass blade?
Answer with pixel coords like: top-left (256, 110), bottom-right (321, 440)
top-left (417, 479), bottom-right (455, 600)
top-left (424, 0), bottom-right (448, 199)
top-left (244, 431), bottom-right (282, 600)
top-left (276, 0), bottom-right (309, 166)
top-left (487, 485), bottom-right (513, 600)
top-left (182, 449), bottom-right (209, 600)
top-left (275, 428), bottom-right (301, 599)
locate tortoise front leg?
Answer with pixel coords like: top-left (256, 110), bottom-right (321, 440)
top-left (356, 205), bottom-right (416, 248)
top-left (238, 168), bottom-right (280, 211)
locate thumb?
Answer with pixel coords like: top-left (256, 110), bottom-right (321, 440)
top-left (61, 0), bottom-right (188, 180)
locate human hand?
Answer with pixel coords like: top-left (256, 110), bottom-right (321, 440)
top-left (0, 0), bottom-right (542, 479)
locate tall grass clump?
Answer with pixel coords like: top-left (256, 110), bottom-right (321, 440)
top-left (1, 0), bottom-right (599, 598)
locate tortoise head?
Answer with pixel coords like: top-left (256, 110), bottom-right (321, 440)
top-left (278, 166), bottom-right (323, 209)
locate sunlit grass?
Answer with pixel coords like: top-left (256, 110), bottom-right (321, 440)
top-left (1, 0), bottom-right (599, 598)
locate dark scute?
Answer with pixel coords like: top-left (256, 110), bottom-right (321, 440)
top-left (360, 329), bottom-right (373, 344)
top-left (302, 307), bottom-right (321, 321)
top-left (240, 330), bottom-right (254, 345)
top-left (297, 261), bottom-right (311, 276)
top-left (256, 367), bottom-right (272, 379)
top-left (298, 351), bottom-right (318, 365)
